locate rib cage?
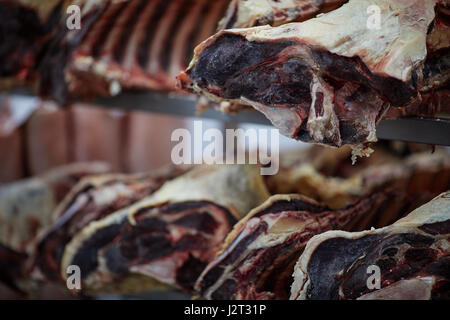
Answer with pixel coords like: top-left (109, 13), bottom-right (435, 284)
top-left (45, 0), bottom-right (230, 102)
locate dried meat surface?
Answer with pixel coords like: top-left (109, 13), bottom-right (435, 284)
top-left (179, 0), bottom-right (448, 155)
top-left (291, 191), bottom-right (450, 300)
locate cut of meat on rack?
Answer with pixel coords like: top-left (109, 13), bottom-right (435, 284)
top-left (195, 191), bottom-right (419, 300)
top-left (59, 165), bottom-right (269, 295)
top-left (178, 0), bottom-right (448, 158)
top-left (200, 0), bottom-right (349, 114)
top-left (200, 0), bottom-right (450, 124)
top-left (218, 0), bottom-right (347, 29)
top-left (36, 0), bottom-right (230, 104)
top-left (32, 165), bottom-right (188, 282)
top-left (0, 162), bottom-right (110, 253)
top-left (291, 191), bottom-right (450, 300)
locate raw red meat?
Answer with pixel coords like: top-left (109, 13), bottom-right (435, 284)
top-left (59, 165), bottom-right (269, 294)
top-left (178, 0), bottom-right (449, 157)
top-left (38, 0), bottom-right (230, 103)
top-left (291, 192), bottom-right (450, 300)
top-left (33, 165), bottom-right (188, 282)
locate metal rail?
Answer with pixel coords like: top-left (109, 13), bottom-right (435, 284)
top-left (95, 92), bottom-right (450, 146)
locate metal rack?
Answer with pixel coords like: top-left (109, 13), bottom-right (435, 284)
top-left (95, 92), bottom-right (450, 146)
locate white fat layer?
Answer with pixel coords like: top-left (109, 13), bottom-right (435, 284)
top-left (236, 0), bottom-right (299, 27)
top-left (129, 255), bottom-right (184, 286)
top-left (91, 184), bottom-right (134, 206)
top-left (243, 0), bottom-right (436, 81)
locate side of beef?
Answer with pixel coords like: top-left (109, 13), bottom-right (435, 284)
top-left (195, 188), bottom-right (444, 300)
top-left (37, 0), bottom-right (230, 103)
top-left (291, 191), bottom-right (450, 300)
top-left (179, 0), bottom-right (447, 156)
top-left (59, 165), bottom-right (269, 295)
top-left (33, 165), bottom-right (188, 282)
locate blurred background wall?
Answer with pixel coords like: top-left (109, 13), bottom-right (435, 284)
top-left (0, 95), bottom-right (187, 183)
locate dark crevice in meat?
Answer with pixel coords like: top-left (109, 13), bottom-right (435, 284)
top-left (137, 0), bottom-right (168, 69)
top-left (71, 223), bottom-right (125, 279)
top-left (176, 254), bottom-right (208, 291)
top-left (113, 0), bottom-right (149, 63)
top-left (161, 0), bottom-right (194, 70)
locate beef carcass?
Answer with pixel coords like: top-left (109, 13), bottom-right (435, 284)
top-left (199, 0), bottom-right (349, 114)
top-left (0, 162), bottom-right (110, 253)
top-left (37, 0), bottom-right (230, 103)
top-left (178, 0), bottom-right (449, 158)
top-left (219, 0), bottom-right (347, 29)
top-left (59, 165), bottom-right (269, 294)
top-left (195, 191), bottom-right (422, 300)
top-left (32, 165), bottom-right (188, 282)
top-left (291, 191), bottom-right (450, 300)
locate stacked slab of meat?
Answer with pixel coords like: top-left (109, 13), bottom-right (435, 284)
top-left (0, 0), bottom-right (231, 103)
top-left (0, 145), bottom-right (449, 300)
top-left (179, 0), bottom-right (450, 155)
